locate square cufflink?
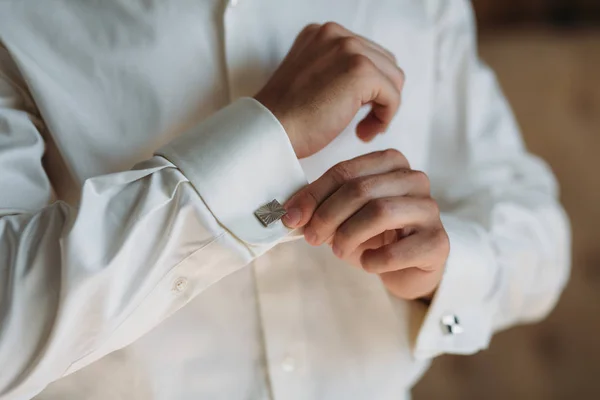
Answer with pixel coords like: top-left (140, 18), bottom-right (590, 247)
top-left (254, 199), bottom-right (287, 227)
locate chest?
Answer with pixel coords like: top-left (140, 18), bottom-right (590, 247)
top-left (0, 0), bottom-right (435, 197)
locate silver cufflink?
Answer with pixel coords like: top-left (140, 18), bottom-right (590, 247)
top-left (441, 314), bottom-right (463, 335)
top-left (255, 199), bottom-right (287, 227)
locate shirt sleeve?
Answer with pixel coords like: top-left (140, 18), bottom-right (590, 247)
top-left (410, 0), bottom-right (571, 359)
top-left (0, 45), bottom-right (307, 399)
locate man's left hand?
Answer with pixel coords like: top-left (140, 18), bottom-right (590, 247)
top-left (282, 149), bottom-right (450, 301)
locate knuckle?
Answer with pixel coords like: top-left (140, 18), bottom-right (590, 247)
top-left (431, 198), bottom-right (441, 216)
top-left (295, 190), bottom-right (316, 209)
top-left (337, 36), bottom-right (362, 53)
top-left (319, 21), bottom-right (343, 39)
top-left (430, 198), bottom-right (441, 216)
top-left (369, 198), bottom-right (391, 220)
top-left (382, 148), bottom-right (401, 157)
top-left (304, 190), bottom-right (319, 209)
top-left (381, 148), bottom-right (409, 168)
top-left (421, 196), bottom-right (439, 216)
top-left (348, 53), bottom-right (373, 75)
top-left (306, 23), bottom-right (321, 31)
top-left (291, 190), bottom-right (318, 218)
top-left (381, 148), bottom-right (402, 161)
top-left (411, 170), bottom-right (430, 190)
top-left (300, 23), bottom-right (320, 36)
top-left (330, 161), bottom-right (355, 184)
top-left (334, 225), bottom-right (350, 245)
top-left (348, 177), bottom-right (374, 199)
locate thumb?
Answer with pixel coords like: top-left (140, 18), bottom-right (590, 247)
top-left (281, 191), bottom-right (317, 229)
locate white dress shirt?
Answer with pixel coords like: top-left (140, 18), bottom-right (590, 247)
top-left (0, 0), bottom-right (570, 399)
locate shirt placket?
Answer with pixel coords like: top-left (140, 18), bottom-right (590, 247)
top-left (222, 1), bottom-right (310, 399)
top-left (253, 246), bottom-right (311, 400)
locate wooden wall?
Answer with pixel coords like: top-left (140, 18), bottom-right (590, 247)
top-left (473, 0), bottom-right (600, 28)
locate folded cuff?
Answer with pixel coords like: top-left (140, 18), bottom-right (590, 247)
top-left (413, 214), bottom-right (498, 359)
top-left (157, 97), bottom-right (308, 256)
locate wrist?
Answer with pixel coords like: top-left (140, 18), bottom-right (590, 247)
top-left (253, 95), bottom-right (301, 157)
top-left (275, 112), bottom-right (301, 156)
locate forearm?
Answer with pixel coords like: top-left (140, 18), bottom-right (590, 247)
top-left (413, 169), bottom-right (570, 358)
top-left (0, 97), bottom-right (307, 399)
top-left (406, 0), bottom-right (570, 358)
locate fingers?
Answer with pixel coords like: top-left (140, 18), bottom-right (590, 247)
top-left (350, 56), bottom-right (403, 140)
top-left (340, 229), bottom-right (398, 269)
top-left (331, 196), bottom-right (439, 258)
top-left (304, 170), bottom-right (430, 246)
top-left (334, 40), bottom-right (404, 141)
top-left (359, 227), bottom-right (449, 274)
top-left (305, 22), bottom-right (405, 140)
top-left (283, 149), bottom-right (410, 228)
top-left (288, 23), bottom-right (321, 60)
top-left (333, 36), bottom-right (405, 91)
top-left (333, 37), bottom-right (404, 140)
top-left (317, 23), bottom-right (404, 140)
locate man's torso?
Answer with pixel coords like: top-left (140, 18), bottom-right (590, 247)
top-left (0, 0), bottom-right (439, 398)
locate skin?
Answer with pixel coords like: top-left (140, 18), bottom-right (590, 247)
top-left (281, 150), bottom-right (449, 300)
top-left (254, 23), bottom-right (449, 300)
top-left (255, 22), bottom-right (404, 158)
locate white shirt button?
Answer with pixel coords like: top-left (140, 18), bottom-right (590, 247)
top-left (281, 355), bottom-right (296, 372)
top-left (229, 0), bottom-right (240, 7)
top-left (172, 278), bottom-right (188, 293)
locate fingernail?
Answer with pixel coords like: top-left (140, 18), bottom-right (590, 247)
top-left (304, 227), bottom-right (317, 245)
top-left (282, 208), bottom-right (302, 227)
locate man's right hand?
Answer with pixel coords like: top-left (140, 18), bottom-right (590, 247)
top-left (254, 22), bottom-right (405, 159)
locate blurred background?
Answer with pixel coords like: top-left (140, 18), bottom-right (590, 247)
top-left (413, 1), bottom-right (600, 399)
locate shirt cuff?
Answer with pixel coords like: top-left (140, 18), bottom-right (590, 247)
top-left (156, 97), bottom-right (308, 257)
top-left (413, 214), bottom-right (498, 359)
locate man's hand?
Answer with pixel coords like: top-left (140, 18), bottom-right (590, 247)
top-left (282, 150), bottom-right (450, 300)
top-left (255, 22), bottom-right (405, 159)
